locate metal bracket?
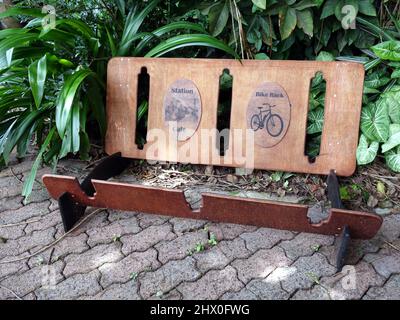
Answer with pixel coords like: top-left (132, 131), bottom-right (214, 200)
top-left (327, 170), bottom-right (351, 272)
top-left (58, 153), bottom-right (131, 231)
top-left (336, 225), bottom-right (351, 272)
top-left (327, 169), bottom-right (344, 210)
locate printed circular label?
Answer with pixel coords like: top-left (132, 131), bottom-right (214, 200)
top-left (163, 79), bottom-right (202, 141)
top-left (247, 82), bottom-right (291, 148)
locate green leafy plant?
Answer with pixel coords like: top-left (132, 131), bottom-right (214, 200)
top-left (356, 37), bottom-right (400, 171)
top-left (0, 0), bottom-right (238, 200)
top-left (208, 233), bottom-right (218, 246)
top-left (195, 241), bottom-right (206, 252)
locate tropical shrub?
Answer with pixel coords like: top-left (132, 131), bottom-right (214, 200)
top-left (357, 39), bottom-right (400, 172)
top-left (0, 0), bottom-right (237, 200)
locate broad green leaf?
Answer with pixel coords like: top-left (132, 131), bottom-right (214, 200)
top-left (0, 8), bottom-right (44, 19)
top-left (316, 22), bottom-right (331, 48)
top-left (385, 146), bottom-right (400, 172)
top-left (117, 32), bottom-right (152, 56)
top-left (39, 28), bottom-right (76, 47)
top-left (2, 109), bottom-right (47, 164)
top-left (0, 33), bottom-right (38, 68)
top-left (209, 0), bottom-right (230, 37)
top-left (28, 55), bottom-right (47, 109)
top-left (364, 72), bottom-right (391, 89)
top-left (254, 53), bottom-right (269, 60)
top-left (13, 47), bottom-right (48, 61)
top-left (296, 9), bottom-right (313, 37)
top-left (293, 0), bottom-right (323, 10)
top-left (22, 127), bottom-right (56, 201)
top-left (0, 119), bottom-right (17, 155)
top-left (391, 69), bottom-right (400, 79)
top-left (79, 131), bottom-right (90, 161)
top-left (316, 51), bottom-right (334, 61)
top-left (356, 17), bottom-right (395, 41)
top-left (56, 19), bottom-right (95, 40)
top-left (0, 28), bottom-right (28, 40)
top-left (354, 28), bottom-right (376, 49)
top-left (372, 41), bottom-right (400, 61)
top-left (321, 0), bottom-right (336, 19)
top-left (144, 34), bottom-right (239, 59)
top-left (252, 0), bottom-right (266, 10)
top-left (17, 120), bottom-right (37, 158)
top-left (389, 124), bottom-right (400, 135)
top-left (363, 87), bottom-right (380, 94)
top-left (356, 134), bottom-right (379, 165)
top-left (279, 7), bottom-right (297, 40)
top-left (115, 0), bottom-right (126, 16)
top-left (105, 27), bottom-right (117, 57)
top-left (24, 18), bottom-right (43, 29)
top-left (58, 58), bottom-right (74, 68)
top-left (56, 69), bottom-right (94, 137)
top-left (134, 22), bottom-right (205, 56)
top-left (118, 0), bottom-right (160, 56)
top-left (382, 131), bottom-right (400, 153)
top-left (60, 120), bottom-right (72, 158)
top-left (358, 0), bottom-right (377, 16)
top-left (307, 107), bottom-right (324, 134)
top-left (364, 57), bottom-right (382, 71)
top-left (380, 88), bottom-right (400, 124)
top-left (360, 103), bottom-right (390, 142)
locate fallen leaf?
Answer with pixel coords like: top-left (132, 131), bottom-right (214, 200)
top-left (226, 174), bottom-right (238, 184)
top-left (377, 181), bottom-right (386, 195)
top-left (367, 195), bottom-right (379, 208)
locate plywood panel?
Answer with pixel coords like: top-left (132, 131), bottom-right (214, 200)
top-left (105, 58), bottom-right (365, 176)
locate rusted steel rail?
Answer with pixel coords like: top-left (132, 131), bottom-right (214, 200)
top-left (43, 174), bottom-right (381, 240)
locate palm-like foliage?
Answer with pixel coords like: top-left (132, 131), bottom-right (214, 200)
top-left (0, 0), bottom-right (238, 200)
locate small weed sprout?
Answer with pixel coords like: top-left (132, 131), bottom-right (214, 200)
top-left (130, 272), bottom-right (138, 281)
top-left (112, 234), bottom-right (121, 242)
top-left (208, 233), bottom-right (218, 246)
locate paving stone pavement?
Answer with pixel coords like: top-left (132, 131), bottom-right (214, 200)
top-left (0, 157), bottom-right (399, 300)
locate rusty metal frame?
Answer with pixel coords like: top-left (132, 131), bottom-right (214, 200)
top-left (42, 153), bottom-right (382, 271)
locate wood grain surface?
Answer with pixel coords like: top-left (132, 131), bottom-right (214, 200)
top-left (105, 57), bottom-right (365, 176)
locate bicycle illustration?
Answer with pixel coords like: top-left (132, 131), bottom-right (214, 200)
top-left (250, 103), bottom-right (284, 137)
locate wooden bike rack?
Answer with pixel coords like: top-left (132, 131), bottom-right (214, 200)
top-left (43, 58), bottom-right (382, 271)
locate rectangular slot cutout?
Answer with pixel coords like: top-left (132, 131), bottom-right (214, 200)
top-left (216, 69), bottom-right (233, 156)
top-left (135, 67), bottom-right (150, 150)
top-left (305, 71), bottom-right (326, 163)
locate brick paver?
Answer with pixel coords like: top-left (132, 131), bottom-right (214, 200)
top-left (0, 157), bottom-right (399, 300)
